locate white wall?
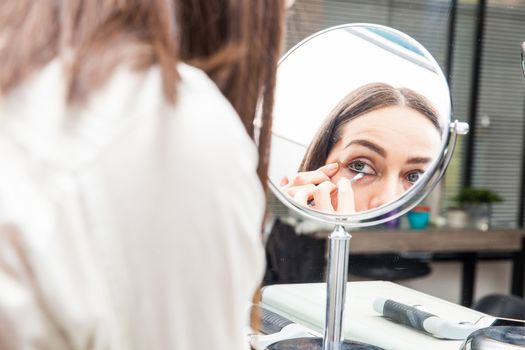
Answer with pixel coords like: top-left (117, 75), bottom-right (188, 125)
top-left (400, 261), bottom-right (512, 305)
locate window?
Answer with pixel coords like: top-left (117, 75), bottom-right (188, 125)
top-left (283, 0), bottom-right (525, 227)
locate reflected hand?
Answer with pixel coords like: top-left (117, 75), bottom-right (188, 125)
top-left (280, 163), bottom-right (356, 214)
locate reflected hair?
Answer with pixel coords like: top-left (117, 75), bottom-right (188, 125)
top-left (299, 82), bottom-right (441, 172)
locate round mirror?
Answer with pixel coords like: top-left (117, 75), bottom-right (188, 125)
top-left (269, 24), bottom-right (455, 227)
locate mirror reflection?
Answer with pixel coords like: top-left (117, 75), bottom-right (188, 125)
top-left (269, 25), bottom-right (450, 216)
top-left (279, 82), bottom-right (443, 214)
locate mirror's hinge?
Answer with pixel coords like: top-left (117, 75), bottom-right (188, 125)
top-left (449, 120), bottom-right (469, 135)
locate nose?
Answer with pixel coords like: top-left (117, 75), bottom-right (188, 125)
top-left (368, 176), bottom-right (404, 209)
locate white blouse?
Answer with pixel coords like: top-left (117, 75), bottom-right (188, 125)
top-left (0, 61), bottom-right (265, 350)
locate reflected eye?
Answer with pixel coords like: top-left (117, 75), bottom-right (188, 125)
top-left (406, 170), bottom-right (423, 184)
top-left (347, 160), bottom-right (376, 175)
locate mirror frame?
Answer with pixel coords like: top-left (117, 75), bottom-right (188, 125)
top-left (269, 23), bottom-right (465, 228)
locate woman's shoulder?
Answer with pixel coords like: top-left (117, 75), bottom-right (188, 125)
top-left (175, 63), bottom-right (246, 133)
top-left (116, 62), bottom-right (254, 153)
top-left (167, 63), bottom-right (259, 164)
top-left (0, 60), bottom-right (257, 169)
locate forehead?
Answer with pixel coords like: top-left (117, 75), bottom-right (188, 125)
top-left (334, 106), bottom-right (442, 159)
top-left (339, 106), bottom-right (439, 139)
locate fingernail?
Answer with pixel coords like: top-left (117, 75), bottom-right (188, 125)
top-left (326, 163), bottom-right (338, 171)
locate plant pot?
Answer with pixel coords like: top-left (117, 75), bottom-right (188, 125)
top-left (447, 208), bottom-right (469, 229)
top-left (407, 205), bottom-right (430, 230)
top-left (464, 203), bottom-right (492, 231)
top-left (382, 209), bottom-right (401, 229)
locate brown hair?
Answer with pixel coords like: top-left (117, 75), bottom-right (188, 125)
top-left (299, 82), bottom-right (441, 172)
top-left (0, 0), bottom-right (284, 187)
top-left (0, 0), bottom-right (284, 333)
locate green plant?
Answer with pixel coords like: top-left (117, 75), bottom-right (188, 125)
top-left (452, 187), bottom-right (503, 206)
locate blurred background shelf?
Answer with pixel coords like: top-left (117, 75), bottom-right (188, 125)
top-left (351, 228), bottom-right (523, 253)
top-left (349, 228), bottom-right (524, 307)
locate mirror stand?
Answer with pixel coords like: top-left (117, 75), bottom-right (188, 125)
top-left (264, 23), bottom-right (470, 350)
top-left (324, 225), bottom-right (351, 350)
top-left (263, 224), bottom-right (383, 350)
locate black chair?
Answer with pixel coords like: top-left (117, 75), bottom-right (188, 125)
top-left (264, 219), bottom-right (432, 284)
top-left (264, 219), bottom-right (327, 285)
top-left (473, 294), bottom-right (525, 320)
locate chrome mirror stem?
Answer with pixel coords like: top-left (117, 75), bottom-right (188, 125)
top-left (323, 225), bottom-right (351, 350)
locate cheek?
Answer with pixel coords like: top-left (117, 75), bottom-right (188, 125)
top-left (352, 186), bottom-right (370, 212)
top-left (352, 178), bottom-right (390, 211)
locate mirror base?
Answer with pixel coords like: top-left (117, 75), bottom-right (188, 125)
top-left (265, 337), bottom-right (384, 350)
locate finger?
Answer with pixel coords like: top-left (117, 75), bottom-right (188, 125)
top-left (293, 187), bottom-right (314, 206)
top-left (336, 177), bottom-right (356, 215)
top-left (318, 162), bottom-right (340, 177)
top-left (286, 163), bottom-right (339, 187)
top-left (288, 172), bottom-right (327, 186)
top-left (279, 176), bottom-right (289, 186)
top-left (284, 184), bottom-right (316, 197)
top-left (288, 164), bottom-right (338, 186)
top-left (313, 181), bottom-right (337, 212)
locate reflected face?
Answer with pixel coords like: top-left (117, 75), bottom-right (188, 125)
top-left (325, 106), bottom-right (441, 212)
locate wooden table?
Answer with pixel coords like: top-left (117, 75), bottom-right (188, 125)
top-left (348, 229), bottom-right (525, 306)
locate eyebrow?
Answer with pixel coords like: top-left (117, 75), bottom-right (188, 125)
top-left (406, 157), bottom-right (433, 165)
top-left (344, 139), bottom-right (433, 164)
top-left (344, 139), bottom-right (387, 157)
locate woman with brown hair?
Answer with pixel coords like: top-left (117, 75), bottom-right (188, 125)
top-left (0, 1), bottom-right (284, 349)
top-left (266, 82), bottom-right (442, 284)
top-left (280, 82), bottom-right (442, 214)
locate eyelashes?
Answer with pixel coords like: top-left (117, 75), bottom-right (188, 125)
top-left (405, 170), bottom-right (423, 184)
top-left (346, 159), bottom-right (376, 175)
top-left (344, 158), bottom-right (424, 186)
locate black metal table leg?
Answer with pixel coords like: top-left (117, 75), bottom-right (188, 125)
top-left (511, 236), bottom-right (525, 297)
top-left (461, 253), bottom-right (477, 307)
